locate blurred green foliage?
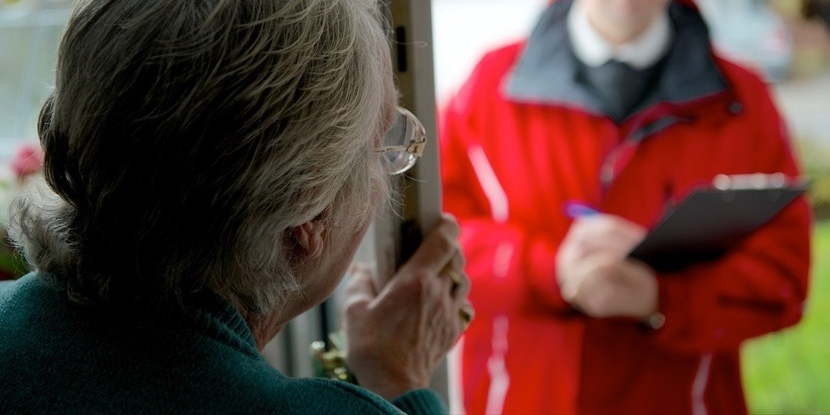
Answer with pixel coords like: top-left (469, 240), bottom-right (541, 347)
top-left (796, 137), bottom-right (830, 219)
top-left (742, 220), bottom-right (830, 414)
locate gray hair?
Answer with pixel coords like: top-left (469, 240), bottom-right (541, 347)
top-left (9, 0), bottom-right (393, 314)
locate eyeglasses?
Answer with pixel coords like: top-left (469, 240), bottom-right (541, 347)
top-left (376, 106), bottom-right (427, 175)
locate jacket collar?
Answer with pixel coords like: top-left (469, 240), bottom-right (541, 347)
top-left (504, 0), bottom-right (728, 115)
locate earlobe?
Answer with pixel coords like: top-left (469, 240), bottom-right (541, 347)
top-left (292, 221), bottom-right (324, 259)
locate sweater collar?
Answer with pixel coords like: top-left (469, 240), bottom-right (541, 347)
top-left (181, 288), bottom-right (261, 358)
top-left (505, 0), bottom-right (728, 113)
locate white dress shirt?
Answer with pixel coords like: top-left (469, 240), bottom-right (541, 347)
top-left (567, 2), bottom-right (673, 69)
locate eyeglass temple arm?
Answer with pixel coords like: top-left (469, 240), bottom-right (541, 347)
top-left (376, 139), bottom-right (427, 157)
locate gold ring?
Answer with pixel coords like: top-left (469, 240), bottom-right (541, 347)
top-left (441, 265), bottom-right (463, 289)
top-left (459, 305), bottom-right (474, 327)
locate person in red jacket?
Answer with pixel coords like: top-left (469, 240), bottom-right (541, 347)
top-left (439, 0), bottom-right (813, 413)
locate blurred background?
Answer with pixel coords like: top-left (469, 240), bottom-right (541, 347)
top-left (432, 1), bottom-right (830, 413)
top-left (1, 0), bottom-right (828, 412)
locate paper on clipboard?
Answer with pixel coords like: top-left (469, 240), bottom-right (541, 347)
top-left (628, 174), bottom-right (808, 273)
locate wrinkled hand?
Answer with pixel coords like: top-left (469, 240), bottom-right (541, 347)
top-left (341, 214), bottom-right (472, 400)
top-left (556, 214), bottom-right (657, 319)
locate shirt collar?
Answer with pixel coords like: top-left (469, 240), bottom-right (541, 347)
top-left (504, 0), bottom-right (728, 115)
top-left (567, 1), bottom-right (673, 69)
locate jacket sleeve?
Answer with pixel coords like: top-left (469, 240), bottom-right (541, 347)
top-left (439, 56), bottom-right (572, 315)
top-left (650, 77), bottom-right (812, 354)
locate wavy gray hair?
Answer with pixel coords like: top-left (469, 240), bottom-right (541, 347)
top-left (9, 0), bottom-right (393, 314)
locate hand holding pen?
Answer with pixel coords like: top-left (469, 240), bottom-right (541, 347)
top-left (556, 201), bottom-right (657, 320)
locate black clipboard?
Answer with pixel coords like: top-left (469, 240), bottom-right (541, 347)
top-left (628, 174), bottom-right (808, 272)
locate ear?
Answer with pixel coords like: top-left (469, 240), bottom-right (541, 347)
top-left (292, 221), bottom-right (325, 259)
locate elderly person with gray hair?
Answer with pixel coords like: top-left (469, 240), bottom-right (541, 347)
top-left (0, 0), bottom-right (472, 413)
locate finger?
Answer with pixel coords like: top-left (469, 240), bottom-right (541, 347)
top-left (440, 264), bottom-right (463, 290)
top-left (568, 215), bottom-right (646, 257)
top-left (559, 272), bottom-right (581, 303)
top-left (398, 214), bottom-right (461, 277)
top-left (342, 262), bottom-right (377, 304)
top-left (565, 256), bottom-right (624, 318)
top-left (591, 215), bottom-right (646, 245)
top-left (569, 219), bottom-right (622, 253)
top-left (559, 254), bottom-right (609, 303)
top-left (440, 254), bottom-right (471, 298)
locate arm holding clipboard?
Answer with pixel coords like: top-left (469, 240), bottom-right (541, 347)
top-left (628, 173), bottom-right (808, 273)
top-left (557, 173), bottom-right (808, 329)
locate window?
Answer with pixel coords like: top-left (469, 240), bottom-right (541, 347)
top-left (0, 0), bottom-right (71, 163)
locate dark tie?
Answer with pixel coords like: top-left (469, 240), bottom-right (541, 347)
top-left (582, 59), bottom-right (658, 122)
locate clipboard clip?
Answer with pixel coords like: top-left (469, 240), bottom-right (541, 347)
top-left (712, 173), bottom-right (806, 201)
top-left (712, 173), bottom-right (789, 190)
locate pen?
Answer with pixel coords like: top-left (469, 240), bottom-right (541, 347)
top-left (564, 201), bottom-right (600, 219)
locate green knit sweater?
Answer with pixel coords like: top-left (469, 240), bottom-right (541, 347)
top-left (0, 274), bottom-right (446, 414)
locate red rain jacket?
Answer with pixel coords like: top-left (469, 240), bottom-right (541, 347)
top-left (440, 1), bottom-right (812, 414)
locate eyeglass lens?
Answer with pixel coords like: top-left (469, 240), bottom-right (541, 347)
top-left (382, 112), bottom-right (418, 175)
